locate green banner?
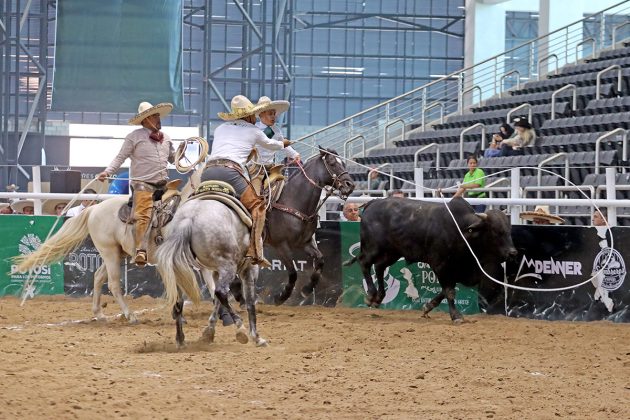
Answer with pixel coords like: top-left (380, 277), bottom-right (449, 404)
top-left (0, 216), bottom-right (64, 297)
top-left (339, 221), bottom-right (480, 314)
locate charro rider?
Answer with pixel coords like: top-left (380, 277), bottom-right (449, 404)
top-left (255, 96), bottom-right (300, 165)
top-left (97, 101), bottom-right (176, 266)
top-left (201, 95), bottom-right (292, 266)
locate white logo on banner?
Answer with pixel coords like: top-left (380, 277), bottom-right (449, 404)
top-left (592, 247), bottom-right (626, 291)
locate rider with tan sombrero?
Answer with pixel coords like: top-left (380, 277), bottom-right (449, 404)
top-left (519, 205), bottom-right (565, 225)
top-left (202, 95), bottom-right (292, 266)
top-left (96, 101), bottom-right (177, 266)
top-left (255, 96), bottom-right (299, 165)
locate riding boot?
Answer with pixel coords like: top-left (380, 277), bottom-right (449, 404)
top-left (133, 190), bottom-right (154, 266)
top-left (240, 183), bottom-right (270, 267)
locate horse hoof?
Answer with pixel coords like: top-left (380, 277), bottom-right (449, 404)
top-left (176, 341), bottom-right (186, 349)
top-left (127, 313), bottom-right (139, 324)
top-left (300, 285), bottom-right (313, 298)
top-left (201, 326), bottom-right (215, 343)
top-left (255, 337), bottom-right (268, 347)
top-left (421, 313), bottom-right (431, 319)
top-left (452, 318), bottom-right (464, 324)
top-left (235, 327), bottom-right (249, 344)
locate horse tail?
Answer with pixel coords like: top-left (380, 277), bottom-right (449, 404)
top-left (13, 206), bottom-right (93, 272)
top-left (156, 218), bottom-right (201, 309)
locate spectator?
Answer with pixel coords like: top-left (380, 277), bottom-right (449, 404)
top-left (341, 202), bottom-right (361, 222)
top-left (500, 118), bottom-right (536, 156)
top-left (454, 156), bottom-right (486, 212)
top-left (368, 167), bottom-right (381, 190)
top-left (43, 199), bottom-right (69, 216)
top-left (519, 205), bottom-right (565, 225)
top-left (11, 199), bottom-right (34, 215)
top-left (66, 188), bottom-right (98, 217)
top-left (388, 189), bottom-right (405, 198)
top-left (592, 208), bottom-right (608, 227)
top-left (0, 203), bottom-right (12, 214)
top-left (498, 122), bottom-right (515, 139)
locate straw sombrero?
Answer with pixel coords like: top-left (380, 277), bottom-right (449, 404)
top-left (43, 199), bottom-right (69, 215)
top-left (0, 203), bottom-right (10, 211)
top-left (11, 199), bottom-right (34, 214)
top-left (218, 95), bottom-right (268, 121)
top-left (519, 205), bottom-right (565, 224)
top-left (256, 96), bottom-right (290, 115)
top-left (128, 102), bottom-right (173, 125)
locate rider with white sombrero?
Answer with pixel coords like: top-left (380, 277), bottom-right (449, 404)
top-left (255, 96), bottom-right (299, 165)
top-left (97, 101), bottom-right (177, 266)
top-left (202, 95), bottom-right (292, 266)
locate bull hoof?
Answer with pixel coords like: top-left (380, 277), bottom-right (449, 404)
top-left (421, 312), bottom-right (431, 319)
top-left (300, 284), bottom-right (314, 298)
top-left (235, 326), bottom-right (249, 344)
top-left (452, 318), bottom-right (464, 324)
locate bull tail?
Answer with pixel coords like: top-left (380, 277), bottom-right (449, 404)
top-left (13, 206), bottom-right (93, 272)
top-left (156, 218), bottom-right (201, 309)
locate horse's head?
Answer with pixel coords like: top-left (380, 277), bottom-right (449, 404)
top-left (316, 146), bottom-right (355, 199)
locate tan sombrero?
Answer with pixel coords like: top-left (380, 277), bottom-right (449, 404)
top-left (43, 199), bottom-right (69, 215)
top-left (256, 96), bottom-right (290, 115)
top-left (0, 203), bottom-right (10, 210)
top-left (519, 205), bottom-right (565, 224)
top-left (128, 101), bottom-right (173, 125)
top-left (218, 95), bottom-right (268, 121)
top-left (11, 199), bottom-right (34, 214)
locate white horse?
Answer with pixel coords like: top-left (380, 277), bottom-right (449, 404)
top-left (15, 174), bottom-right (202, 323)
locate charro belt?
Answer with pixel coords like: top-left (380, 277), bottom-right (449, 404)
top-left (205, 159), bottom-right (246, 177)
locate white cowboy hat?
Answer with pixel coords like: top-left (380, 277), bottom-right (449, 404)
top-left (11, 199), bottom-right (35, 214)
top-left (256, 96), bottom-right (290, 115)
top-left (128, 101), bottom-right (173, 125)
top-left (42, 199), bottom-right (69, 215)
top-left (519, 205), bottom-right (565, 224)
top-left (0, 202), bottom-right (10, 211)
top-left (218, 95), bottom-right (268, 121)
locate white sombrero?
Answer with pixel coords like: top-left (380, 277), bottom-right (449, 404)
top-left (0, 203), bottom-right (10, 211)
top-left (43, 199), bottom-right (69, 215)
top-left (11, 199), bottom-right (34, 214)
top-left (218, 95), bottom-right (268, 121)
top-left (519, 205), bottom-right (565, 224)
top-left (128, 101), bottom-right (173, 125)
top-left (256, 96), bottom-right (290, 115)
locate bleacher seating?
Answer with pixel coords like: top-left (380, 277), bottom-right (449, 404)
top-left (348, 41), bottom-right (630, 225)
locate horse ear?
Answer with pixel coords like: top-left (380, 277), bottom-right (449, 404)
top-left (318, 145), bottom-right (326, 156)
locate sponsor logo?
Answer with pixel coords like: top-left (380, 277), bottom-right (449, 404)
top-left (593, 247), bottom-right (626, 291)
top-left (10, 234), bottom-right (51, 276)
top-left (521, 256), bottom-right (582, 278)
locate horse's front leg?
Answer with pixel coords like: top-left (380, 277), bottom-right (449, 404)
top-left (301, 234), bottom-right (323, 301)
top-left (273, 241), bottom-right (298, 305)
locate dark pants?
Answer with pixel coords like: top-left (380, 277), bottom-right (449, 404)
top-left (201, 166), bottom-right (248, 198)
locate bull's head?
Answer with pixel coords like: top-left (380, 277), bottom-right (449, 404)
top-left (464, 211), bottom-right (518, 262)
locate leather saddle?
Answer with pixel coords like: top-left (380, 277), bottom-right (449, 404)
top-left (118, 179), bottom-right (182, 227)
top-left (188, 181), bottom-right (253, 228)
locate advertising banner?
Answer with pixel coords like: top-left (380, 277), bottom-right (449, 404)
top-left (0, 216), bottom-right (64, 297)
top-left (339, 221), bottom-right (480, 314)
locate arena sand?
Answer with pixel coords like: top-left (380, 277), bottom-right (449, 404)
top-left (0, 295), bottom-right (628, 419)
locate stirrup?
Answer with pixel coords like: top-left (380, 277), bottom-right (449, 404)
top-left (247, 255), bottom-right (271, 268)
top-left (135, 249), bottom-right (148, 267)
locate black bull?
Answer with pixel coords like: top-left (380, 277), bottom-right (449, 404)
top-left (345, 197), bottom-right (518, 322)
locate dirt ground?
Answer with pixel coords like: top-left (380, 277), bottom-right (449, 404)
top-left (0, 295), bottom-right (628, 419)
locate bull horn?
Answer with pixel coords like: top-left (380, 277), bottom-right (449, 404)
top-left (475, 212), bottom-right (488, 220)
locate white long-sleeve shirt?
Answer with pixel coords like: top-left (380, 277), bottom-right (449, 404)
top-left (255, 121), bottom-right (299, 164)
top-left (209, 120), bottom-right (284, 165)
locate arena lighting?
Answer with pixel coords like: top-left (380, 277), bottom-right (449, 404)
top-left (68, 124), bottom-right (198, 167)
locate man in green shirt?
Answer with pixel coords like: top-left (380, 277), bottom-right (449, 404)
top-left (454, 156), bottom-right (486, 212)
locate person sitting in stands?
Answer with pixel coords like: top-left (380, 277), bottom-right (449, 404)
top-left (341, 202), bottom-right (361, 222)
top-left (592, 208), bottom-right (608, 227)
top-left (484, 123), bottom-right (515, 158)
top-left (0, 203), bottom-right (12, 214)
top-left (66, 189), bottom-right (98, 217)
top-left (500, 118), bottom-right (536, 156)
top-left (11, 199), bottom-right (34, 215)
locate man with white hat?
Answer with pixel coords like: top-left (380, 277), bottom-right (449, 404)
top-left (202, 95), bottom-right (292, 266)
top-left (255, 96), bottom-right (299, 165)
top-left (96, 101), bottom-right (176, 266)
top-left (11, 199), bottom-right (35, 215)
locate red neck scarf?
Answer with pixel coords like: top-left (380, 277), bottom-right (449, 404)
top-left (149, 130), bottom-right (164, 143)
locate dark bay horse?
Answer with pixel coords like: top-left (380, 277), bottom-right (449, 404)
top-left (229, 147), bottom-right (354, 305)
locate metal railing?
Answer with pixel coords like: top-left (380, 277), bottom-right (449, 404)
top-left (596, 64), bottom-right (623, 99)
top-left (595, 128), bottom-right (627, 174)
top-left (550, 84), bottom-right (577, 120)
top-left (499, 70), bottom-right (521, 97)
top-left (421, 102), bottom-right (444, 131)
top-left (575, 37), bottom-right (595, 60)
top-left (507, 103), bottom-right (533, 125)
top-left (343, 135), bottom-right (366, 159)
top-left (460, 123), bottom-right (486, 158)
top-left (383, 119), bottom-right (405, 147)
top-left (293, 1), bottom-right (630, 159)
top-left (413, 143), bottom-right (440, 172)
top-left (537, 153), bottom-right (570, 198)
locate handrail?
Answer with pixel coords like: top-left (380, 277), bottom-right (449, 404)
top-left (413, 143), bottom-right (440, 172)
top-left (485, 177), bottom-right (510, 201)
top-left (537, 153), bottom-right (569, 198)
top-left (343, 135), bottom-right (366, 159)
top-left (376, 162), bottom-right (394, 191)
top-left (612, 21), bottom-right (630, 45)
top-left (537, 53), bottom-right (558, 77)
top-left (383, 119), bottom-right (405, 147)
top-left (459, 85), bottom-right (481, 115)
top-left (421, 102), bottom-right (444, 131)
top-left (459, 123), bottom-right (486, 159)
top-left (575, 37), bottom-right (595, 60)
top-left (595, 128), bottom-right (627, 174)
top-left (506, 103), bottom-right (533, 125)
top-left (596, 64), bottom-right (622, 99)
top-left (499, 70), bottom-right (520, 97)
top-left (550, 84), bottom-right (577, 120)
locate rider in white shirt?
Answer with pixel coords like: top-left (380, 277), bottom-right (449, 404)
top-left (254, 96), bottom-right (300, 165)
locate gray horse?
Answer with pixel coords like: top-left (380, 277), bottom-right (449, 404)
top-left (157, 199), bottom-right (266, 347)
